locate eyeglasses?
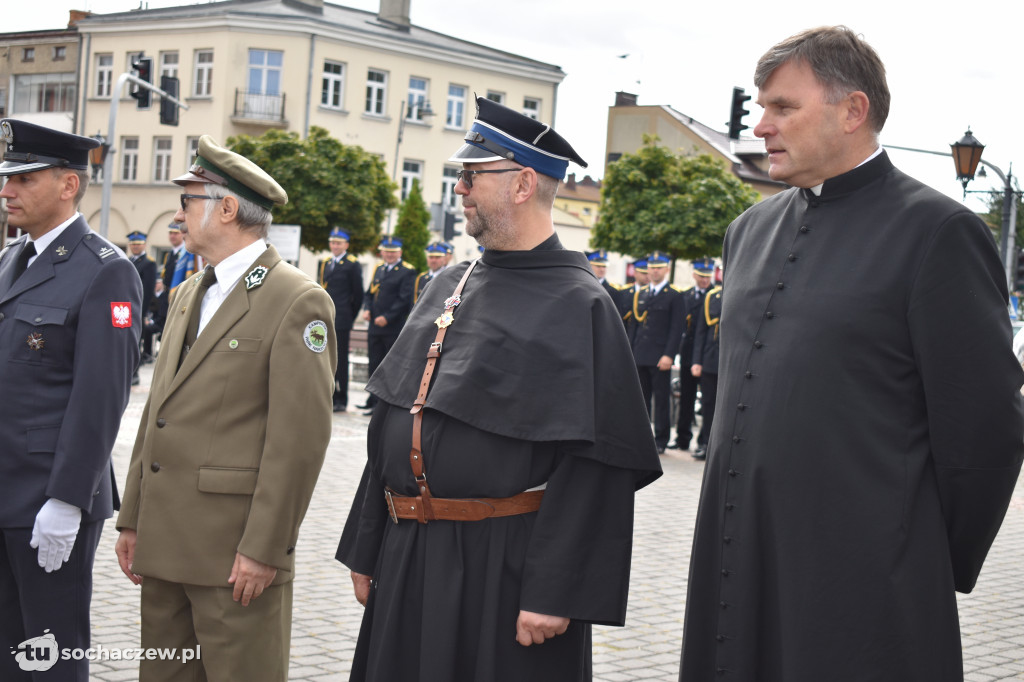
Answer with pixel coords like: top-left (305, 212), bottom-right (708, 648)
top-left (456, 168), bottom-right (521, 189)
top-left (179, 194), bottom-right (223, 211)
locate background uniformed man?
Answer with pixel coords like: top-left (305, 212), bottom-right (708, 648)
top-left (318, 228), bottom-right (363, 412)
top-left (128, 230), bottom-right (157, 377)
top-left (669, 258), bottom-right (714, 452)
top-left (631, 251), bottom-right (685, 453)
top-left (114, 135), bottom-right (336, 682)
top-left (587, 249), bottom-right (629, 318)
top-left (689, 282), bottom-right (721, 459)
top-left (0, 118), bottom-right (142, 682)
top-left (358, 236), bottom-right (415, 415)
top-left (414, 241), bottom-right (449, 304)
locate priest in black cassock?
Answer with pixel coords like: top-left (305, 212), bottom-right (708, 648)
top-left (679, 27), bottom-right (1024, 682)
top-left (337, 97), bottom-right (662, 682)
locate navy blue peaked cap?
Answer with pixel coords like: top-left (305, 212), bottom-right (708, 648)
top-left (0, 119), bottom-right (101, 175)
top-left (448, 97), bottom-right (587, 180)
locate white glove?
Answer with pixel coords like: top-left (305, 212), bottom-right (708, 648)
top-left (30, 498), bottom-right (82, 573)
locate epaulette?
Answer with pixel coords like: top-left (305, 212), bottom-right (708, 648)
top-left (0, 235), bottom-right (25, 261)
top-left (400, 261), bottom-right (416, 270)
top-left (345, 254), bottom-right (358, 263)
top-left (81, 233), bottom-right (123, 263)
top-left (680, 284), bottom-right (695, 292)
top-left (669, 284), bottom-right (685, 293)
top-left (321, 255), bottom-right (332, 263)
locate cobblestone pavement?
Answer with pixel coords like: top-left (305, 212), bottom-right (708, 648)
top-left (84, 364), bottom-right (1024, 681)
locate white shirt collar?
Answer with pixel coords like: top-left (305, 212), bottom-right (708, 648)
top-left (28, 213), bottom-right (80, 263)
top-left (650, 280), bottom-right (668, 296)
top-left (210, 240), bottom-right (268, 299)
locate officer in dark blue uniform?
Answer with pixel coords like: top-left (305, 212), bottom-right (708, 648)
top-left (623, 259), bottom-right (647, 340)
top-left (414, 241), bottom-right (449, 304)
top-left (359, 236), bottom-right (415, 415)
top-left (318, 228), bottom-right (364, 412)
top-left (690, 282), bottom-right (722, 459)
top-left (669, 257), bottom-right (715, 452)
top-left (127, 231), bottom-right (156, 378)
top-left (587, 249), bottom-right (628, 317)
top-left (0, 119), bottom-right (142, 681)
top-left (630, 251), bottom-right (685, 453)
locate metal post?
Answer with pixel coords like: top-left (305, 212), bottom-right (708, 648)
top-left (386, 100), bottom-right (407, 235)
top-left (1004, 168), bottom-right (1018, 294)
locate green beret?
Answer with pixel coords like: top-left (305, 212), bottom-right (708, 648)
top-left (173, 134), bottom-right (287, 209)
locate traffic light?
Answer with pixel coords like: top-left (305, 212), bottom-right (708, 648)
top-left (728, 86), bottom-right (751, 140)
top-left (443, 211), bottom-right (463, 242)
top-left (131, 56), bottom-right (153, 108)
top-left (1015, 248), bottom-right (1024, 293)
top-left (160, 76), bottom-right (179, 126)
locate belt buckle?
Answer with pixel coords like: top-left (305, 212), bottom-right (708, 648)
top-left (384, 489), bottom-right (399, 524)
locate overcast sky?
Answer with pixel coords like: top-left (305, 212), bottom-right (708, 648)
top-left (11, 0), bottom-right (1022, 212)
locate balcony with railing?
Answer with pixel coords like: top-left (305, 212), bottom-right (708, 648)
top-left (232, 89), bottom-right (286, 126)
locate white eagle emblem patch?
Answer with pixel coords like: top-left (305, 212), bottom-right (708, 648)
top-left (111, 302), bottom-right (132, 328)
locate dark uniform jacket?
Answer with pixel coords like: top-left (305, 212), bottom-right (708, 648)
top-left (691, 286), bottom-right (721, 373)
top-left (132, 253), bottom-right (157, 319)
top-left (0, 217), bottom-right (142, 527)
top-left (318, 253), bottom-right (363, 329)
top-left (413, 268), bottom-right (445, 304)
top-left (338, 235), bottom-right (662, 682)
top-left (678, 286), bottom-right (707, 367)
top-left (363, 260), bottom-right (415, 337)
top-left (679, 152), bottom-right (1024, 681)
top-left (631, 282), bottom-right (685, 366)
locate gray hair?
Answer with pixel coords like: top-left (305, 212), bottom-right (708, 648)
top-left (52, 168), bottom-right (90, 206)
top-left (203, 183), bottom-right (273, 238)
top-left (754, 26), bottom-right (890, 134)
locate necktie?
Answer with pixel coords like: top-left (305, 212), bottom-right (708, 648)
top-left (181, 267), bottom-right (218, 362)
top-left (12, 241), bottom-right (36, 281)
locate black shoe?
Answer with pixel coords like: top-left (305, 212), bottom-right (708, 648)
top-left (667, 440), bottom-right (690, 451)
top-left (141, 354), bottom-right (155, 364)
top-left (131, 373), bottom-right (140, 386)
top-left (692, 445), bottom-right (706, 459)
top-left (355, 402), bottom-right (372, 410)
top-left (362, 409), bottom-right (374, 417)
top-left (333, 402), bottom-right (347, 413)
top-left (656, 445), bottom-right (666, 455)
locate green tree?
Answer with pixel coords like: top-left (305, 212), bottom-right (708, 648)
top-left (592, 135), bottom-right (759, 264)
top-left (393, 179), bottom-right (431, 272)
top-left (979, 187), bottom-right (1024, 251)
top-left (226, 126), bottom-right (397, 255)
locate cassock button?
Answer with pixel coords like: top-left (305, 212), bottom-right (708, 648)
top-left (744, 371), bottom-right (752, 379)
top-left (776, 282), bottom-right (785, 290)
top-left (754, 340), bottom-right (763, 349)
top-left (723, 535), bottom-right (733, 543)
top-left (716, 635), bottom-right (726, 643)
top-left (720, 601), bottom-right (728, 609)
top-left (725, 503), bottom-right (735, 511)
top-left (151, 462), bottom-right (161, 472)
top-left (732, 436), bottom-right (741, 443)
top-left (722, 569), bottom-right (730, 577)
top-left (765, 311), bottom-right (774, 319)
top-left (800, 225), bottom-right (810, 233)
top-left (788, 253), bottom-right (798, 262)
top-left (156, 418), bottom-right (166, 428)
top-left (728, 469), bottom-right (738, 477)
top-left (717, 669), bottom-right (727, 676)
top-left (737, 403), bottom-right (746, 411)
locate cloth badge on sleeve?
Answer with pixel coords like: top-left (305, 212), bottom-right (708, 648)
top-left (111, 302), bottom-right (132, 328)
top-left (303, 320), bottom-right (328, 353)
top-left (245, 265), bottom-right (268, 290)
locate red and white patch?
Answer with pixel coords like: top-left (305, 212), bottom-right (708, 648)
top-left (111, 302), bottom-right (132, 328)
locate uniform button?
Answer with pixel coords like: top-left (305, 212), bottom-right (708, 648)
top-left (151, 462), bottom-right (161, 472)
top-left (776, 282), bottom-right (785, 290)
top-left (754, 340), bottom-right (763, 349)
top-left (85, 234), bottom-right (93, 240)
top-left (34, 316), bottom-right (43, 323)
top-left (744, 371), bottom-right (752, 379)
top-left (0, 313), bottom-right (5, 321)
top-left (156, 418), bottom-right (166, 428)
top-left (800, 225), bottom-right (810, 233)
top-left (286, 546), bottom-right (295, 555)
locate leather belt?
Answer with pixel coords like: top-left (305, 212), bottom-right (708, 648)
top-left (385, 489), bottom-right (544, 524)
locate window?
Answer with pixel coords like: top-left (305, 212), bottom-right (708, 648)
top-left (193, 49), bottom-right (213, 97)
top-left (13, 73), bottom-right (76, 113)
top-left (123, 51), bottom-right (144, 99)
top-left (160, 51), bottom-right (179, 79)
top-left (185, 136), bottom-right (200, 169)
top-left (442, 167), bottom-right (459, 210)
top-left (407, 77), bottom-right (428, 121)
top-left (121, 137), bottom-right (139, 182)
top-left (248, 49), bottom-right (282, 95)
top-left (447, 84), bottom-right (467, 128)
top-left (401, 160), bottom-right (422, 201)
top-left (53, 46), bottom-right (66, 61)
top-left (153, 137), bottom-right (173, 182)
top-left (486, 91), bottom-right (504, 105)
top-left (365, 68), bottom-right (386, 116)
top-left (96, 54), bottom-right (113, 98)
top-left (22, 48), bottom-right (35, 62)
top-left (523, 97), bottom-right (540, 120)
top-left (321, 60), bottom-right (344, 109)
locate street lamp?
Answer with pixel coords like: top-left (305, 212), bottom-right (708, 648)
top-left (89, 132), bottom-right (108, 182)
top-left (388, 99), bottom-right (435, 233)
top-left (951, 128), bottom-right (1020, 297)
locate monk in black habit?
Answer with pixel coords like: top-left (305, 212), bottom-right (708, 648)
top-left (337, 98), bottom-right (662, 681)
top-left (679, 26), bottom-right (1024, 682)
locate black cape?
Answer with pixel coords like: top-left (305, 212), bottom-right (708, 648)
top-left (338, 235), bottom-right (661, 682)
top-left (679, 152), bottom-right (1024, 681)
